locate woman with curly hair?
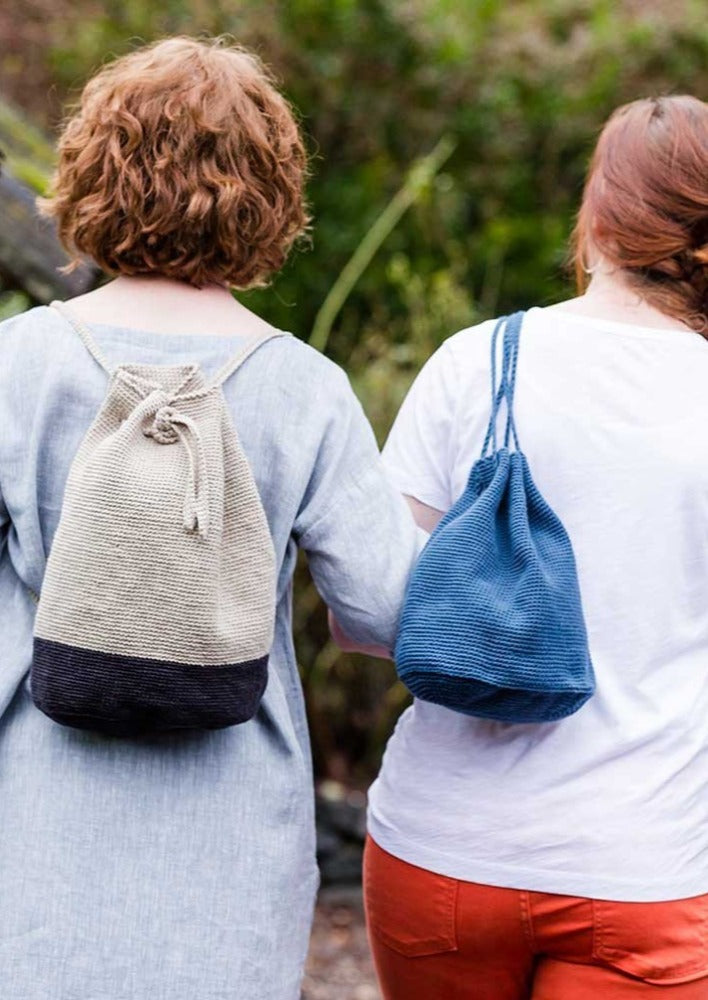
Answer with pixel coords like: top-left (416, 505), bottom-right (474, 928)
top-left (0, 37), bottom-right (418, 999)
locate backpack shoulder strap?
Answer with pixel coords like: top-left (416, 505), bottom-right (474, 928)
top-left (50, 300), bottom-right (113, 374)
top-left (480, 310), bottom-right (525, 458)
top-left (207, 328), bottom-right (290, 390)
top-left (502, 311), bottom-right (524, 450)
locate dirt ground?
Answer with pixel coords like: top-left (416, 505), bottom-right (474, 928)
top-left (302, 888), bottom-right (381, 1000)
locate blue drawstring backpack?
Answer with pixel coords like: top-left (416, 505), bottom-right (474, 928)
top-left (394, 312), bottom-right (595, 723)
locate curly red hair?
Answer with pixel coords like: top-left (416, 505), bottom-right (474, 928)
top-left (573, 96), bottom-right (708, 330)
top-left (41, 37), bottom-right (309, 288)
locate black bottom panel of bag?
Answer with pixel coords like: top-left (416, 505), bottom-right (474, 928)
top-left (31, 638), bottom-right (268, 737)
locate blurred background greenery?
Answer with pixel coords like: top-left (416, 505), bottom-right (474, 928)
top-left (2, 0), bottom-right (707, 786)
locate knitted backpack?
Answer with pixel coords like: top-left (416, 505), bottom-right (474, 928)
top-left (394, 312), bottom-right (596, 724)
top-left (31, 301), bottom-right (284, 736)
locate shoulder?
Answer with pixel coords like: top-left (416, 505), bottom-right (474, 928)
top-left (405, 317), bottom-right (498, 403)
top-left (260, 332), bottom-right (349, 382)
top-left (0, 304), bottom-right (68, 345)
top-left (439, 317), bottom-right (497, 367)
top-left (245, 332), bottom-right (358, 416)
top-left (414, 311), bottom-right (554, 397)
top-left (222, 331), bottom-right (369, 464)
top-left (0, 306), bottom-right (112, 433)
top-left (0, 305), bottom-right (77, 373)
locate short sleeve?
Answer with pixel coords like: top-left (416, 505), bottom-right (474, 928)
top-left (381, 340), bottom-right (460, 511)
top-left (293, 367), bottom-right (421, 652)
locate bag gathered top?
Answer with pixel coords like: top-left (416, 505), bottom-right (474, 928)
top-left (394, 312), bottom-right (596, 724)
top-left (32, 302), bottom-right (284, 737)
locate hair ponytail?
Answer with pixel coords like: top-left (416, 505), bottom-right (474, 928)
top-left (573, 96), bottom-right (708, 332)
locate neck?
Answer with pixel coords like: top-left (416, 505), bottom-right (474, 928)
top-left (583, 267), bottom-right (644, 308)
top-left (551, 262), bottom-right (692, 331)
top-left (65, 273), bottom-right (275, 338)
top-left (110, 274), bottom-right (234, 302)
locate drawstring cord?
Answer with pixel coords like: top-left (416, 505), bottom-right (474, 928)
top-left (143, 405), bottom-right (210, 539)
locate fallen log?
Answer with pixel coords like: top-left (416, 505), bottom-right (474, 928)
top-left (0, 96), bottom-right (98, 302)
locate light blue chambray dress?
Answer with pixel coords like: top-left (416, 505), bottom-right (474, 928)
top-left (0, 305), bottom-right (419, 1000)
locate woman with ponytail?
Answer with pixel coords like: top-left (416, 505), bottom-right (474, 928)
top-left (357, 96), bottom-right (708, 999)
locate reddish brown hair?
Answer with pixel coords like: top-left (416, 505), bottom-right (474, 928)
top-left (40, 37), bottom-right (309, 288)
top-left (572, 95), bottom-right (708, 330)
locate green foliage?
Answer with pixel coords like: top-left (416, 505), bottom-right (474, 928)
top-left (0, 287), bottom-right (29, 321)
top-left (4, 0), bottom-right (708, 783)
top-left (0, 99), bottom-right (54, 193)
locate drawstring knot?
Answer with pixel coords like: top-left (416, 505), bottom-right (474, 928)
top-left (148, 406), bottom-right (181, 444)
top-left (143, 404), bottom-right (210, 538)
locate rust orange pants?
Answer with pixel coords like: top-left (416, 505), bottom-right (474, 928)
top-left (363, 837), bottom-right (708, 999)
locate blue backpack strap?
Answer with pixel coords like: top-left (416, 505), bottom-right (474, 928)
top-left (480, 316), bottom-right (507, 458)
top-left (502, 311), bottom-right (524, 450)
top-left (480, 311), bottom-right (525, 458)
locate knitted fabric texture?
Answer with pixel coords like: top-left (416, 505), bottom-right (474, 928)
top-left (394, 312), bottom-right (595, 723)
top-left (32, 302), bottom-right (283, 736)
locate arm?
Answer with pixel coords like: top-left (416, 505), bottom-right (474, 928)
top-left (328, 495), bottom-right (443, 657)
top-left (328, 339), bottom-right (458, 655)
top-left (294, 365), bottom-right (420, 655)
top-left (405, 495), bottom-right (444, 534)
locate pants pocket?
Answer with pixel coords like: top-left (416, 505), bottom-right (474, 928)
top-left (592, 894), bottom-right (708, 985)
top-left (363, 836), bottom-right (458, 958)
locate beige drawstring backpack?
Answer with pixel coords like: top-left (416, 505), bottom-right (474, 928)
top-left (31, 301), bottom-right (284, 736)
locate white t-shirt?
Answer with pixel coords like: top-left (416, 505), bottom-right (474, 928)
top-left (368, 305), bottom-right (708, 902)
